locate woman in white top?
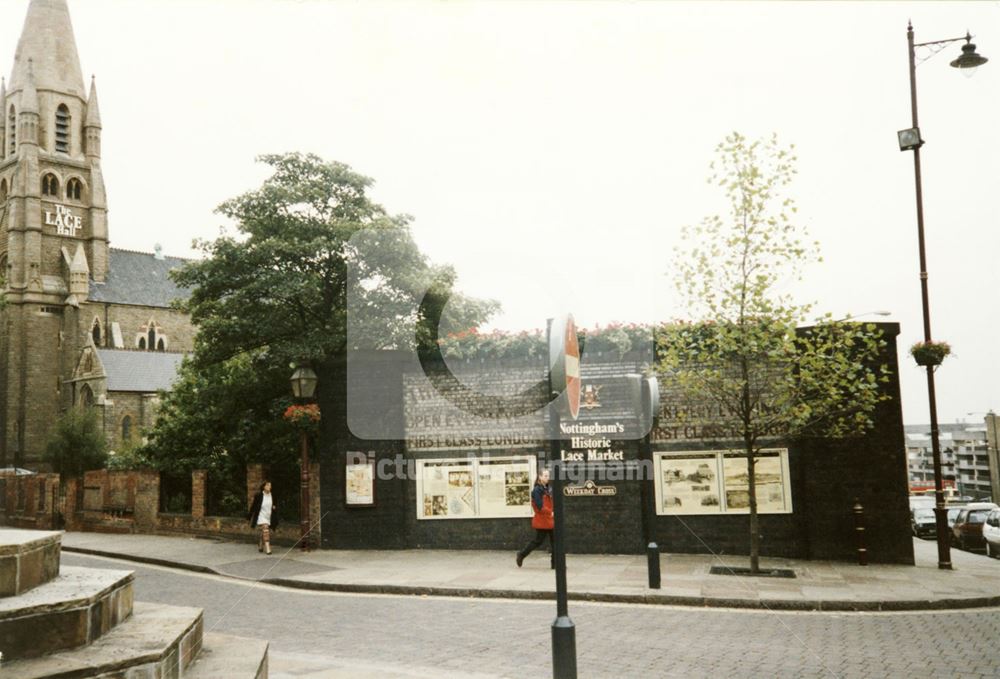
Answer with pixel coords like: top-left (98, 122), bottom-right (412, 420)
top-left (248, 481), bottom-right (278, 555)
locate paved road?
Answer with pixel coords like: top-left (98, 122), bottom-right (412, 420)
top-left (64, 553), bottom-right (1000, 679)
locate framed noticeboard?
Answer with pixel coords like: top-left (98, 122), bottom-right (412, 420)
top-left (654, 448), bottom-right (792, 515)
top-left (345, 459), bottom-right (376, 507)
top-left (415, 455), bottom-right (537, 520)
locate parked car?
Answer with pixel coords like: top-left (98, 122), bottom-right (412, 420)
top-left (951, 502), bottom-right (999, 551)
top-left (911, 508), bottom-right (937, 538)
top-left (983, 509), bottom-right (1000, 559)
top-left (947, 505), bottom-right (966, 529)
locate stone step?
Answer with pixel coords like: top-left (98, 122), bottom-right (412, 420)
top-left (185, 632), bottom-right (269, 679)
top-left (0, 528), bottom-right (61, 596)
top-left (2, 601), bottom-right (204, 678)
top-left (0, 565), bottom-right (133, 660)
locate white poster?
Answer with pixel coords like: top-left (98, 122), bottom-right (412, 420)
top-left (655, 449), bottom-right (791, 515)
top-left (416, 455), bottom-right (536, 520)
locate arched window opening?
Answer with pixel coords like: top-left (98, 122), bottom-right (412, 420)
top-left (42, 174), bottom-right (59, 197)
top-left (80, 384), bottom-right (94, 407)
top-left (121, 415), bottom-right (132, 443)
top-left (157, 338), bottom-right (165, 352)
top-left (0, 179), bottom-right (7, 203)
top-left (92, 318), bottom-right (101, 346)
top-left (8, 106), bottom-right (15, 155)
top-left (67, 177), bottom-right (82, 201)
top-left (147, 327), bottom-right (156, 351)
top-left (55, 105), bottom-right (71, 153)
top-left (138, 337), bottom-right (146, 350)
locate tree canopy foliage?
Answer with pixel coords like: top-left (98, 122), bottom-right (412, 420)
top-left (659, 132), bottom-right (891, 572)
top-left (44, 408), bottom-right (108, 477)
top-left (142, 153), bottom-right (496, 473)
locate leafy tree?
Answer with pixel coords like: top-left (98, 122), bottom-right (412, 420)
top-left (44, 408), bottom-right (108, 477)
top-left (660, 132), bottom-right (890, 573)
top-left (142, 153), bottom-right (496, 472)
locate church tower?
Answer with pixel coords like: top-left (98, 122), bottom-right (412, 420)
top-left (0, 0), bottom-right (109, 466)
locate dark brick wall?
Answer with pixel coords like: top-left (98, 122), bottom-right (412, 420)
top-left (316, 323), bottom-right (912, 564)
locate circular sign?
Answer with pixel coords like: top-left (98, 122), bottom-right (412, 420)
top-left (549, 314), bottom-right (581, 420)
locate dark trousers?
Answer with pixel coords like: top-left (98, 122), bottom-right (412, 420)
top-left (519, 529), bottom-right (554, 564)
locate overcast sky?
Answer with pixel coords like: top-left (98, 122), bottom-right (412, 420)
top-left (2, 0), bottom-right (997, 425)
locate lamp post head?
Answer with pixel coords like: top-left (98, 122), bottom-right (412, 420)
top-left (950, 33), bottom-right (988, 75)
top-left (898, 127), bottom-right (923, 151)
top-left (290, 366), bottom-right (318, 400)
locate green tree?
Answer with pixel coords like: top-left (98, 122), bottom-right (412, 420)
top-left (143, 153), bottom-right (496, 471)
top-left (44, 408), bottom-right (108, 477)
top-left (660, 132), bottom-right (890, 573)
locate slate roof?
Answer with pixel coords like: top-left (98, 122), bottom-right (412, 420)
top-left (88, 248), bottom-right (192, 308)
top-left (96, 349), bottom-right (186, 393)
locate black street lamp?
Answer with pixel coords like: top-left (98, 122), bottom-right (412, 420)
top-left (900, 22), bottom-right (988, 570)
top-left (291, 365), bottom-right (318, 551)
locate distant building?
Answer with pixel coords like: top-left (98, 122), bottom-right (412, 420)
top-left (0, 0), bottom-right (193, 468)
top-left (905, 423), bottom-right (994, 501)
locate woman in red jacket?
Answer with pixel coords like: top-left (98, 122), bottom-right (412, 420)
top-left (516, 468), bottom-right (554, 568)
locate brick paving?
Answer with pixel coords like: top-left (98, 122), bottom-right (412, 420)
top-left (63, 552), bottom-right (1000, 679)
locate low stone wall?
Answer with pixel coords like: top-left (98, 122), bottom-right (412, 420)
top-left (1, 463), bottom-right (322, 547)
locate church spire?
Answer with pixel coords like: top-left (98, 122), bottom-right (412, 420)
top-left (20, 60), bottom-right (38, 115)
top-left (9, 0), bottom-right (86, 99)
top-left (85, 76), bottom-right (101, 128)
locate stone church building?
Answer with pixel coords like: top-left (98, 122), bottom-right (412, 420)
top-left (0, 0), bottom-right (193, 469)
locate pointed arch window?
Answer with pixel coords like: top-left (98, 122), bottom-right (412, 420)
top-left (147, 327), bottom-right (155, 350)
top-left (92, 318), bottom-right (102, 346)
top-left (0, 178), bottom-right (6, 203)
top-left (138, 337), bottom-right (146, 350)
top-left (55, 105), bottom-right (71, 154)
top-left (121, 415), bottom-right (132, 443)
top-left (67, 177), bottom-right (82, 201)
top-left (42, 174), bottom-right (59, 197)
top-left (80, 384), bottom-right (94, 407)
top-left (7, 106), bottom-right (15, 156)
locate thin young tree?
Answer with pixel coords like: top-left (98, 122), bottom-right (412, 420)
top-left (660, 132), bottom-right (890, 573)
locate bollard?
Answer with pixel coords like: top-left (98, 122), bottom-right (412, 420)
top-left (853, 498), bottom-right (868, 566)
top-left (646, 542), bottom-right (661, 589)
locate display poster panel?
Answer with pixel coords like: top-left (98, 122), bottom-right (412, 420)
top-left (722, 451), bottom-right (790, 513)
top-left (655, 449), bottom-right (791, 515)
top-left (657, 453), bottom-right (722, 514)
top-left (416, 455), bottom-right (536, 520)
top-left (345, 460), bottom-right (375, 507)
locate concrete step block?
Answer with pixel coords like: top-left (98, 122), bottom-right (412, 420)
top-left (0, 528), bottom-right (61, 596)
top-left (2, 601), bottom-right (204, 678)
top-left (185, 632), bottom-right (269, 679)
top-left (0, 565), bottom-right (133, 660)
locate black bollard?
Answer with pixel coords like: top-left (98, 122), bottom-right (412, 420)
top-left (646, 541), bottom-right (661, 589)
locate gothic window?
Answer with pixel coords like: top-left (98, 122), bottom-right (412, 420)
top-left (55, 105), bottom-right (70, 154)
top-left (80, 384), bottom-right (94, 407)
top-left (157, 338), bottom-right (165, 352)
top-left (92, 318), bottom-right (101, 345)
top-left (138, 337), bottom-right (146, 350)
top-left (7, 106), bottom-right (15, 155)
top-left (67, 177), bottom-right (82, 201)
top-left (42, 173), bottom-right (59, 197)
top-left (121, 415), bottom-right (132, 443)
top-left (0, 179), bottom-right (6, 202)
top-left (147, 327), bottom-right (155, 350)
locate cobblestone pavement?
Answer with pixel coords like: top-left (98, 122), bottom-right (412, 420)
top-left (64, 553), bottom-right (1000, 679)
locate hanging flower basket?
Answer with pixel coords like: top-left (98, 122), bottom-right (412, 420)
top-left (909, 341), bottom-right (951, 367)
top-left (283, 403), bottom-right (321, 431)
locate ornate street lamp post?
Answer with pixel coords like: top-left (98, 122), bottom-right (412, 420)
top-left (291, 366), bottom-right (318, 551)
top-left (899, 23), bottom-right (987, 569)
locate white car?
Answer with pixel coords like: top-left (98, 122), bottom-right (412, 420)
top-left (984, 508), bottom-right (1000, 559)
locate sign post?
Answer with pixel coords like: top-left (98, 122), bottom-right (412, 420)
top-left (548, 315), bottom-right (578, 679)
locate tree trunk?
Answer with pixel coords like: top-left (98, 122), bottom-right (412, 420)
top-left (746, 451), bottom-right (759, 573)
